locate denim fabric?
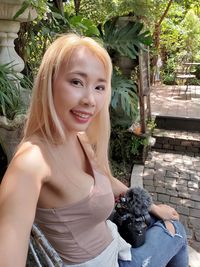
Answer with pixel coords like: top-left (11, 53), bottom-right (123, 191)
top-left (118, 220), bottom-right (188, 267)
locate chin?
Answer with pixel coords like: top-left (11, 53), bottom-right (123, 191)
top-left (65, 124), bottom-right (90, 134)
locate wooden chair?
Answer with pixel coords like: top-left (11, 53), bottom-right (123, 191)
top-left (27, 224), bottom-right (64, 267)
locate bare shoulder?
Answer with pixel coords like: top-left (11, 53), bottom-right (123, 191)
top-left (0, 138), bottom-right (50, 223)
top-left (8, 138), bottom-right (50, 183)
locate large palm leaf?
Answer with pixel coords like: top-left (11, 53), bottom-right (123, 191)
top-left (111, 72), bottom-right (139, 120)
top-left (102, 19), bottom-right (152, 59)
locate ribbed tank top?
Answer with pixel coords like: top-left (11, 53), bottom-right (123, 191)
top-left (34, 141), bottom-right (115, 264)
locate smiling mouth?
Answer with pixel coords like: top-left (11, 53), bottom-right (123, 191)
top-left (72, 110), bottom-right (92, 118)
top-left (71, 110), bottom-right (93, 122)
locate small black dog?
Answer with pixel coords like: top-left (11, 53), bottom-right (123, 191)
top-left (111, 187), bottom-right (153, 248)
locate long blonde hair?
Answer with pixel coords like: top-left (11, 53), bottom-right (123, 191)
top-left (23, 33), bottom-right (113, 177)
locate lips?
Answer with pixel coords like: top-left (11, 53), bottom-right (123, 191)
top-left (71, 110), bottom-right (93, 123)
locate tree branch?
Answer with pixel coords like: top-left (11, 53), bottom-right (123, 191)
top-left (158, 0), bottom-right (173, 27)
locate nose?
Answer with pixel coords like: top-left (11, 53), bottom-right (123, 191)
top-left (81, 89), bottom-right (95, 107)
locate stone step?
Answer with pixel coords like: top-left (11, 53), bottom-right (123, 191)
top-left (131, 164), bottom-right (200, 267)
top-left (155, 115), bottom-right (200, 132)
top-left (189, 246), bottom-right (200, 267)
top-left (152, 128), bottom-right (200, 154)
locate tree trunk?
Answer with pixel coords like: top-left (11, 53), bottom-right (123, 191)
top-left (74, 0), bottom-right (81, 16)
top-left (53, 0), bottom-right (64, 15)
top-left (151, 0), bottom-right (173, 84)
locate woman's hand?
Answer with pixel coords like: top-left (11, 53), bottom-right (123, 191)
top-left (149, 203), bottom-right (179, 221)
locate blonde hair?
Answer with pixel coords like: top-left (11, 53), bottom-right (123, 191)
top-left (23, 33), bottom-right (113, 177)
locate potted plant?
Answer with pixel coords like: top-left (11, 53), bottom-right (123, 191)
top-left (0, 0), bottom-right (37, 74)
top-left (0, 63), bottom-right (31, 163)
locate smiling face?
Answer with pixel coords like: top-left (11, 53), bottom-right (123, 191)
top-left (52, 46), bottom-right (107, 134)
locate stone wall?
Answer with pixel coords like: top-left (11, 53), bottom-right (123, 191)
top-left (153, 129), bottom-right (200, 154)
top-left (154, 136), bottom-right (200, 154)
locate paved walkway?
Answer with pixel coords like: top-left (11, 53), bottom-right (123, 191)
top-left (131, 84), bottom-right (200, 266)
top-left (131, 152), bottom-right (200, 267)
top-left (150, 84), bottom-right (200, 119)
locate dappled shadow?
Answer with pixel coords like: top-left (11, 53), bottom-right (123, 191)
top-left (173, 93), bottom-right (200, 101)
top-left (151, 85), bottom-right (200, 119)
top-left (143, 150), bottom-right (200, 252)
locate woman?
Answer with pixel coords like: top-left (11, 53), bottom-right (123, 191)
top-left (0, 34), bottom-right (188, 267)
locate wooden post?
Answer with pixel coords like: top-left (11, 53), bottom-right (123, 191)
top-left (138, 47), bottom-right (151, 134)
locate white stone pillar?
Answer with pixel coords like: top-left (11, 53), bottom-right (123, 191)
top-left (0, 1), bottom-right (37, 74)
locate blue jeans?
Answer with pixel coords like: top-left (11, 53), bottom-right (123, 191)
top-left (118, 219), bottom-right (188, 267)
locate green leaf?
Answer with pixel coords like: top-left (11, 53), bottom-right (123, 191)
top-left (13, 1), bottom-right (30, 20)
top-left (52, 12), bottom-right (64, 20)
top-left (102, 19), bottom-right (152, 59)
top-left (111, 72), bottom-right (138, 120)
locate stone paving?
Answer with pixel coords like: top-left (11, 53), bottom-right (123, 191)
top-left (131, 84), bottom-right (200, 266)
top-left (144, 150), bottom-right (200, 251)
top-left (150, 84), bottom-right (200, 119)
top-left (131, 151), bottom-right (200, 267)
top-left (149, 85), bottom-right (200, 254)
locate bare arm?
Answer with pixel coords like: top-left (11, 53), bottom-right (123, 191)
top-left (109, 176), bottom-right (128, 197)
top-left (0, 145), bottom-right (48, 267)
top-left (149, 203), bottom-right (179, 221)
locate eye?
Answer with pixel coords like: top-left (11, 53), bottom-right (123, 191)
top-left (95, 85), bottom-right (105, 91)
top-left (71, 79), bottom-right (83, 87)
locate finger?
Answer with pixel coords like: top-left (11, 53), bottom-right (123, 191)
top-left (172, 213), bottom-right (179, 220)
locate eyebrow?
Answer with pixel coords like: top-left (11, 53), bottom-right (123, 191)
top-left (68, 71), bottom-right (107, 83)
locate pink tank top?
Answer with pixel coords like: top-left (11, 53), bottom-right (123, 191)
top-left (34, 142), bottom-right (115, 264)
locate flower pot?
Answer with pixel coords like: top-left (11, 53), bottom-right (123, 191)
top-left (0, 0), bottom-right (37, 22)
top-left (0, 1), bottom-right (37, 74)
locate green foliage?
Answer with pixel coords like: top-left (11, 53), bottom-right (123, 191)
top-left (116, 0), bottom-right (153, 18)
top-left (159, 3), bottom-right (200, 84)
top-left (78, 0), bottom-right (118, 24)
top-left (13, 0), bottom-right (49, 20)
top-left (161, 57), bottom-right (176, 84)
top-left (99, 18), bottom-right (151, 128)
top-left (110, 126), bottom-right (148, 167)
top-left (163, 74), bottom-right (175, 85)
top-left (194, 65), bottom-right (200, 79)
top-left (0, 63), bottom-right (31, 120)
top-left (69, 15), bottom-right (100, 36)
top-left (18, 2), bottom-right (71, 75)
top-left (111, 71), bottom-right (139, 124)
top-left (147, 119), bottom-right (157, 134)
top-left (16, 2), bottom-right (102, 75)
top-left (160, 3), bottom-right (184, 52)
top-left (180, 9), bottom-right (200, 61)
top-left (110, 159), bottom-right (131, 186)
top-left (101, 19), bottom-right (152, 59)
top-left (187, 78), bottom-right (200, 86)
